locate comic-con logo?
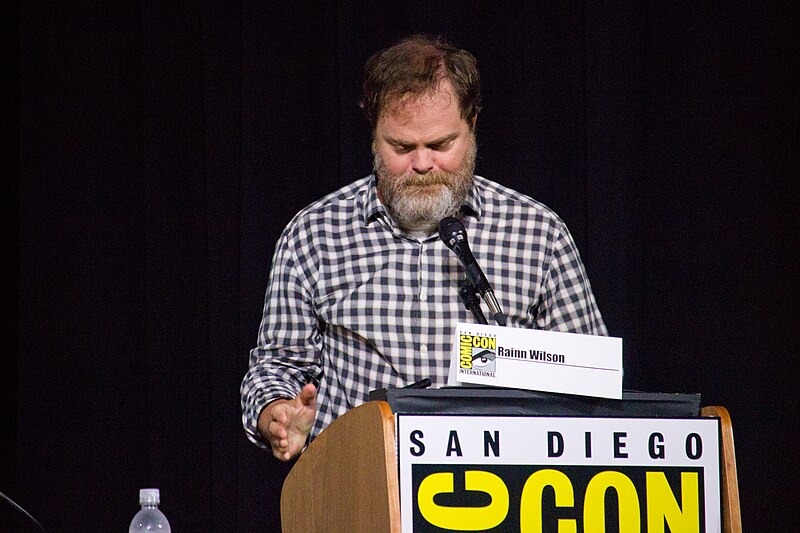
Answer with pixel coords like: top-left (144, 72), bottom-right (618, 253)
top-left (459, 334), bottom-right (497, 372)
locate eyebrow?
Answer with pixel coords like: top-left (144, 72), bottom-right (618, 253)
top-left (384, 133), bottom-right (459, 147)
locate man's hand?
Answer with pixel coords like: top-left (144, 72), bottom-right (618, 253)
top-left (257, 383), bottom-right (317, 461)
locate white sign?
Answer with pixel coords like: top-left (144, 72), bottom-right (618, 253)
top-left (397, 414), bottom-right (722, 533)
top-left (449, 323), bottom-right (623, 399)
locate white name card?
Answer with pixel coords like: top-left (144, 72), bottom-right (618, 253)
top-left (449, 323), bottom-right (623, 399)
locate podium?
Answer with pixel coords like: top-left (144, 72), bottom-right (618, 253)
top-left (280, 389), bottom-right (741, 533)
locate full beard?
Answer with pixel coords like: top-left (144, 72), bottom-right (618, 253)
top-left (374, 135), bottom-right (477, 231)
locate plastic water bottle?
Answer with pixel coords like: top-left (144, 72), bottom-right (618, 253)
top-left (129, 488), bottom-right (172, 532)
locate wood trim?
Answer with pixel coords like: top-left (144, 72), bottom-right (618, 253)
top-left (701, 405), bottom-right (742, 533)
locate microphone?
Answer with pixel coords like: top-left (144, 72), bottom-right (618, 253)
top-left (459, 279), bottom-right (488, 325)
top-left (438, 217), bottom-right (507, 326)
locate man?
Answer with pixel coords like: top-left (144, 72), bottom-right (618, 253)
top-left (241, 35), bottom-right (606, 461)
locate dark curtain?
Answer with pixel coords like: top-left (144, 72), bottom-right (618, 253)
top-left (8, 2), bottom-right (796, 531)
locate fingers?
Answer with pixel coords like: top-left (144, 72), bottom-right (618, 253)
top-left (268, 418), bottom-right (291, 460)
top-left (260, 401), bottom-right (291, 461)
top-left (272, 408), bottom-right (286, 426)
top-left (262, 387), bottom-right (318, 462)
top-left (271, 439), bottom-right (291, 461)
top-left (267, 402), bottom-right (302, 461)
top-left (271, 444), bottom-right (291, 462)
top-left (270, 431), bottom-right (298, 461)
top-left (269, 419), bottom-right (287, 441)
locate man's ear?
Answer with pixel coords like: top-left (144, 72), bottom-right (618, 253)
top-left (470, 114), bottom-right (478, 131)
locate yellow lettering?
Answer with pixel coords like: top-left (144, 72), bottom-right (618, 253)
top-left (646, 472), bottom-right (700, 533)
top-left (470, 336), bottom-right (496, 349)
top-left (584, 471), bottom-right (640, 533)
top-left (519, 469), bottom-right (577, 533)
top-left (459, 337), bottom-right (473, 369)
top-left (417, 471), bottom-right (509, 530)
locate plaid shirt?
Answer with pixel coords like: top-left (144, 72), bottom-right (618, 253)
top-left (241, 175), bottom-right (606, 447)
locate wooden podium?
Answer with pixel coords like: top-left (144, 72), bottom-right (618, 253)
top-left (281, 401), bottom-right (400, 532)
top-left (280, 392), bottom-right (740, 533)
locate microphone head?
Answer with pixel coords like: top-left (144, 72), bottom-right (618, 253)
top-left (437, 216), bottom-right (467, 252)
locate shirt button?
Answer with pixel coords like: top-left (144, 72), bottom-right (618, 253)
top-left (419, 292), bottom-right (427, 301)
top-left (420, 344), bottom-right (428, 353)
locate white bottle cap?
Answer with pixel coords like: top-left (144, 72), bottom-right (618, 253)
top-left (139, 488), bottom-right (161, 505)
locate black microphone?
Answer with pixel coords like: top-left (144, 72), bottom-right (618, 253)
top-left (459, 279), bottom-right (488, 325)
top-left (438, 217), bottom-right (507, 326)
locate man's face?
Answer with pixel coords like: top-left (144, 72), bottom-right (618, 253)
top-left (373, 80), bottom-right (476, 231)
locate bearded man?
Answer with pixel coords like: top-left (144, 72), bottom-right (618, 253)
top-left (241, 35), bottom-right (607, 461)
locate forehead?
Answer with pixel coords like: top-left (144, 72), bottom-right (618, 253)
top-left (377, 84), bottom-right (467, 140)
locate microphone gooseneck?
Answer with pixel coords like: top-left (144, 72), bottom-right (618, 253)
top-left (438, 217), bottom-right (507, 326)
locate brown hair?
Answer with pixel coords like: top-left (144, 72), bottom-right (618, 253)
top-left (360, 34), bottom-right (481, 131)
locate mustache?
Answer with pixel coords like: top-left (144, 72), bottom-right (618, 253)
top-left (394, 172), bottom-right (453, 187)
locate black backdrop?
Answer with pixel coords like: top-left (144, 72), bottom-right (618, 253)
top-left (8, 2), bottom-right (797, 531)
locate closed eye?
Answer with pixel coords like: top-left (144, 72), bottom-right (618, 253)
top-left (428, 139), bottom-right (454, 151)
top-left (392, 143), bottom-right (414, 154)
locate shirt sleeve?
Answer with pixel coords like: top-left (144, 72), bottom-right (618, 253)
top-left (240, 226), bottom-right (323, 449)
top-left (536, 221), bottom-right (607, 335)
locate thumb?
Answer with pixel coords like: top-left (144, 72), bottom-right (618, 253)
top-left (297, 383), bottom-right (317, 408)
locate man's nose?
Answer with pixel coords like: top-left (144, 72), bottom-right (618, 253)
top-left (411, 149), bottom-right (434, 174)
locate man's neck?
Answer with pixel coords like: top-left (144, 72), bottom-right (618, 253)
top-left (400, 219), bottom-right (438, 238)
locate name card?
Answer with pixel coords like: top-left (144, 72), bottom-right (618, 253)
top-left (448, 323), bottom-right (623, 399)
